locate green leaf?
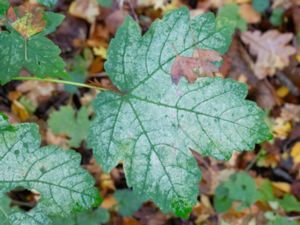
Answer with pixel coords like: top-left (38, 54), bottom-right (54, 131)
top-left (37, 0), bottom-right (58, 8)
top-left (88, 7), bottom-right (271, 217)
top-left (0, 196), bottom-right (52, 225)
top-left (270, 8), bottom-right (284, 26)
top-left (266, 216), bottom-right (298, 225)
top-left (0, 123), bottom-right (101, 221)
top-left (214, 185), bottom-right (233, 213)
top-left (0, 112), bottom-right (15, 132)
top-left (217, 4), bottom-right (247, 32)
top-left (252, 0), bottom-right (270, 13)
top-left (114, 189), bottom-right (146, 216)
top-left (214, 172), bottom-right (259, 212)
top-left (48, 106), bottom-right (90, 147)
top-left (0, 31), bottom-right (66, 85)
top-left (40, 12), bottom-right (65, 36)
top-left (51, 208), bottom-right (109, 225)
top-left (76, 208), bottom-right (109, 225)
top-left (279, 194), bottom-right (300, 212)
top-left (0, 0), bottom-right (9, 18)
top-left (97, 0), bottom-right (113, 8)
top-left (258, 180), bottom-right (276, 202)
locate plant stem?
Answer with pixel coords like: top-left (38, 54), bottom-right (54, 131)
top-left (13, 76), bottom-right (109, 91)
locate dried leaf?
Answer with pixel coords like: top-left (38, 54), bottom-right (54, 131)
top-left (69, 0), bottom-right (100, 23)
top-left (171, 48), bottom-right (222, 84)
top-left (241, 30), bottom-right (296, 79)
top-left (291, 142), bottom-right (300, 164)
top-left (281, 103), bottom-right (300, 122)
top-left (239, 3), bottom-right (261, 24)
top-left (8, 5), bottom-right (46, 38)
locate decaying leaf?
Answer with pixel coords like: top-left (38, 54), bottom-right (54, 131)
top-left (171, 48), bottom-right (222, 84)
top-left (241, 30), bottom-right (296, 79)
top-left (69, 0), bottom-right (100, 23)
top-left (239, 3), bottom-right (261, 24)
top-left (281, 103), bottom-right (300, 122)
top-left (8, 5), bottom-right (46, 38)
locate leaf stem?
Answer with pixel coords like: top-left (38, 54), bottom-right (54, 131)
top-left (13, 76), bottom-right (109, 91)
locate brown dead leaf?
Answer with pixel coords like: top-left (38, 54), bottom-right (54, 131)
top-left (171, 48), bottom-right (222, 84)
top-left (241, 30), bottom-right (296, 79)
top-left (8, 5), bottom-right (46, 38)
top-left (122, 217), bottom-right (141, 225)
top-left (281, 103), bottom-right (300, 122)
top-left (16, 81), bottom-right (63, 106)
top-left (69, 0), bottom-right (100, 23)
top-left (101, 195), bottom-right (117, 209)
top-left (105, 9), bottom-right (129, 34)
top-left (239, 4), bottom-right (261, 24)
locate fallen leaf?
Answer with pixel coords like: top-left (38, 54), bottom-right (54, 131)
top-left (241, 30), bottom-right (296, 79)
top-left (239, 3), bottom-right (261, 24)
top-left (69, 0), bottom-right (100, 23)
top-left (171, 48), bottom-right (222, 84)
top-left (122, 217), bottom-right (141, 225)
top-left (281, 103), bottom-right (300, 122)
top-left (272, 181), bottom-right (291, 193)
top-left (105, 9), bottom-right (128, 34)
top-left (11, 100), bottom-right (29, 121)
top-left (16, 80), bottom-right (63, 106)
top-left (272, 117), bottom-right (292, 139)
top-left (276, 86), bottom-right (289, 98)
top-left (8, 5), bottom-right (46, 38)
top-left (291, 142), bottom-right (300, 164)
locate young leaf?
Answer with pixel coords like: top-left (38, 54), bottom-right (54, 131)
top-left (48, 106), bottom-right (90, 147)
top-left (0, 6), bottom-right (66, 85)
top-left (214, 172), bottom-right (259, 212)
top-left (114, 189), bottom-right (146, 216)
top-left (88, 7), bottom-right (271, 217)
top-left (0, 123), bottom-right (101, 220)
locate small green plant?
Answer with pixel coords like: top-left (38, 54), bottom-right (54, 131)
top-left (0, 2), bottom-right (272, 224)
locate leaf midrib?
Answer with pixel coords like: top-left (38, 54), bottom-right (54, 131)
top-left (127, 94), bottom-right (263, 134)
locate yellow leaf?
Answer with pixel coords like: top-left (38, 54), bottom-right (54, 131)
top-left (272, 118), bottom-right (291, 139)
top-left (272, 182), bottom-right (291, 193)
top-left (93, 45), bottom-right (107, 59)
top-left (101, 195), bottom-right (117, 209)
top-left (11, 100), bottom-right (29, 122)
top-left (296, 54), bottom-right (300, 63)
top-left (291, 142), bottom-right (300, 164)
top-left (276, 86), bottom-right (289, 98)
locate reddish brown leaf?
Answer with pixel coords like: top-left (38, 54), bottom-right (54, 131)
top-left (171, 48), bottom-right (222, 84)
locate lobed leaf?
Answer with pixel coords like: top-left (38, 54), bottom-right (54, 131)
top-left (0, 5), bottom-right (66, 85)
top-left (88, 7), bottom-right (271, 217)
top-left (0, 123), bottom-right (101, 224)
